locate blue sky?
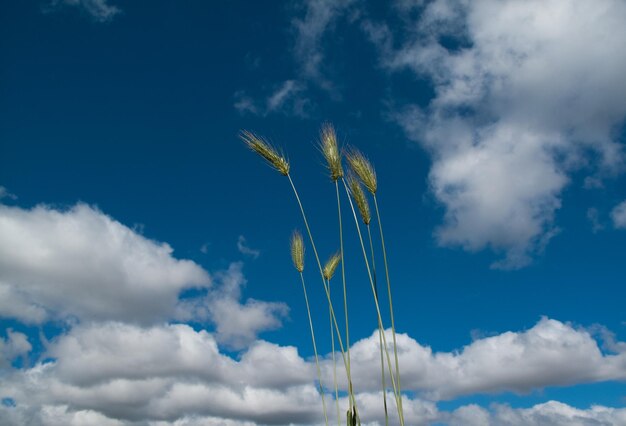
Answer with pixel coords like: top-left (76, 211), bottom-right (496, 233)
top-left (1, 0), bottom-right (626, 424)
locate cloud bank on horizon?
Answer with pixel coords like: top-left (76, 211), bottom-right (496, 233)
top-left (1, 201), bottom-right (626, 424)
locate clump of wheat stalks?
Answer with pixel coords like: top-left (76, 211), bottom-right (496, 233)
top-left (291, 231), bottom-right (328, 425)
top-left (241, 128), bottom-right (361, 424)
top-left (346, 148), bottom-right (404, 423)
top-left (243, 126), bottom-right (407, 424)
top-left (320, 124), bottom-right (357, 425)
top-left (347, 173), bottom-right (390, 424)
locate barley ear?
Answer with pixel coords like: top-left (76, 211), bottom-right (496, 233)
top-left (346, 148), bottom-right (377, 194)
top-left (347, 173), bottom-right (371, 225)
top-left (320, 123), bottom-right (343, 181)
top-left (240, 130), bottom-right (290, 176)
top-left (290, 231), bottom-right (305, 273)
top-left (322, 252), bottom-right (341, 281)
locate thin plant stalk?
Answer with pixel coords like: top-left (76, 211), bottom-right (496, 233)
top-left (335, 180), bottom-right (352, 419)
top-left (341, 178), bottom-right (404, 425)
top-left (373, 194), bottom-right (403, 417)
top-left (367, 224), bottom-right (389, 426)
top-left (329, 280), bottom-right (341, 426)
top-left (347, 173), bottom-right (388, 425)
top-left (299, 272), bottom-right (329, 426)
top-left (287, 174), bottom-right (360, 422)
top-left (320, 124), bottom-right (354, 422)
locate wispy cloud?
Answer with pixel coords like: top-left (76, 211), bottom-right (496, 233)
top-left (233, 0), bottom-right (356, 117)
top-left (234, 80), bottom-right (312, 118)
top-left (0, 187), bottom-right (17, 201)
top-left (368, 0), bottom-right (626, 268)
top-left (292, 0), bottom-right (357, 91)
top-left (236, 235), bottom-right (260, 259)
top-left (47, 0), bottom-right (121, 22)
top-left (611, 200), bottom-right (626, 229)
top-left (587, 207), bottom-right (604, 233)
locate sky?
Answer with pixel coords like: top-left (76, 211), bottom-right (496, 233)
top-left (1, 0), bottom-right (626, 424)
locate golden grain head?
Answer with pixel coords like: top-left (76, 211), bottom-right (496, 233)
top-left (320, 123), bottom-right (343, 181)
top-left (346, 148), bottom-right (377, 194)
top-left (290, 231), bottom-right (305, 273)
top-left (347, 173), bottom-right (371, 225)
top-left (322, 251), bottom-right (341, 280)
top-left (240, 130), bottom-right (290, 176)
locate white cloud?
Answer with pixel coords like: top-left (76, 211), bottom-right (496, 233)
top-left (48, 0), bottom-right (121, 22)
top-left (448, 401), bottom-right (626, 426)
top-left (175, 262), bottom-right (288, 350)
top-left (2, 318), bottom-right (626, 424)
top-left (324, 317), bottom-right (626, 400)
top-left (0, 330), bottom-right (31, 368)
top-left (374, 0), bottom-right (626, 268)
top-left (611, 200), bottom-right (626, 229)
top-left (0, 323), bottom-right (321, 425)
top-left (0, 203), bottom-right (210, 324)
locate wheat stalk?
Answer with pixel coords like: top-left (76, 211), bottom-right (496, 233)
top-left (320, 124), bottom-right (356, 422)
top-left (347, 174), bottom-right (389, 425)
top-left (323, 252), bottom-right (343, 426)
top-left (242, 131), bottom-right (360, 422)
top-left (346, 149), bottom-right (404, 423)
top-left (291, 231), bottom-right (328, 425)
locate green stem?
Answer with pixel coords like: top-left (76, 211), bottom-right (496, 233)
top-left (367, 224), bottom-right (389, 426)
top-left (373, 195), bottom-right (403, 418)
top-left (335, 180), bottom-right (352, 415)
top-left (329, 279), bottom-right (341, 426)
top-left (341, 179), bottom-right (404, 425)
top-left (299, 273), bottom-right (329, 426)
top-left (287, 174), bottom-right (359, 420)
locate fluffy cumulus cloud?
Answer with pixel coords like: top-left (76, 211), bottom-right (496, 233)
top-left (447, 401), bottom-right (626, 426)
top-left (2, 318), bottom-right (626, 424)
top-left (370, 0), bottom-right (626, 268)
top-left (0, 203), bottom-right (286, 345)
top-left (0, 203), bottom-right (210, 324)
top-left (175, 263), bottom-right (288, 350)
top-left (327, 317), bottom-right (626, 400)
top-left (0, 330), bottom-right (31, 368)
top-left (0, 323), bottom-right (320, 425)
top-left (47, 0), bottom-right (121, 22)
